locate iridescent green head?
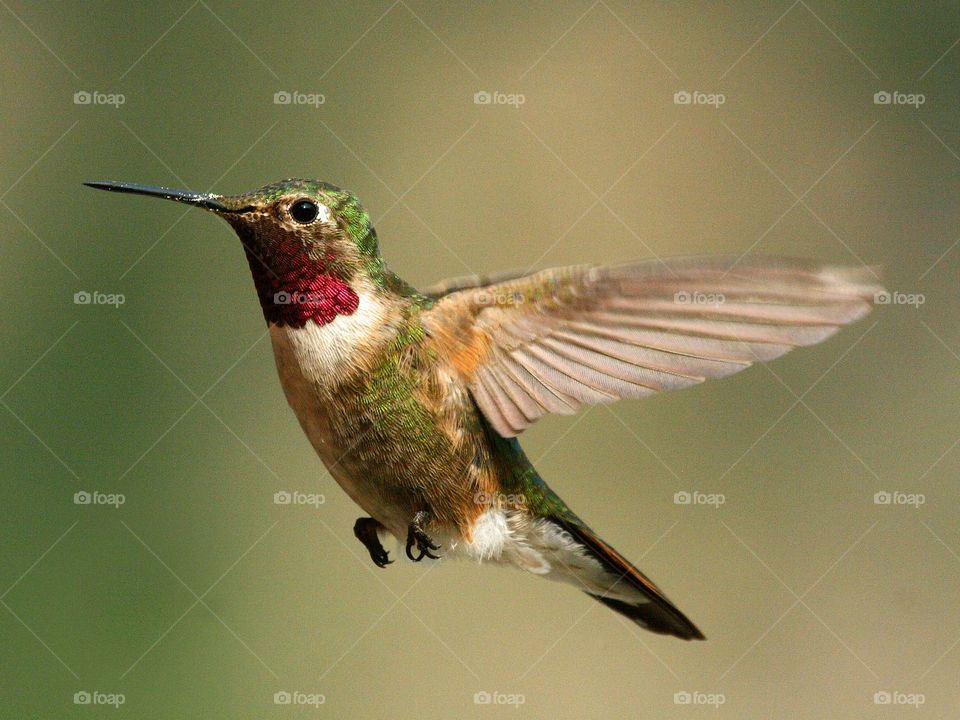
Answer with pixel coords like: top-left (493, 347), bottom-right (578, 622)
top-left (225, 178), bottom-right (381, 260)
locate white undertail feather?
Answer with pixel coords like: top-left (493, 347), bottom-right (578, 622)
top-left (435, 509), bottom-right (648, 604)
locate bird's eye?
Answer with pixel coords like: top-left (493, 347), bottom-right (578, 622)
top-left (289, 199), bottom-right (319, 224)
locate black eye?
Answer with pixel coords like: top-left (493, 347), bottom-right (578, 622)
top-left (289, 199), bottom-right (319, 224)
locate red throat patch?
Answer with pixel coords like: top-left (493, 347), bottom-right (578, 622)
top-left (242, 238), bottom-right (359, 328)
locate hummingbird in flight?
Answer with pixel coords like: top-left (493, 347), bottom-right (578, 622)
top-left (86, 178), bottom-right (881, 641)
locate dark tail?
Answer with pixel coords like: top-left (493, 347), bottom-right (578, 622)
top-left (554, 518), bottom-right (705, 641)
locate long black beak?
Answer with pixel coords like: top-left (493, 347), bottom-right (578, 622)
top-left (83, 180), bottom-right (238, 213)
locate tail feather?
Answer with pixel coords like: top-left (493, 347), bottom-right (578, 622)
top-left (554, 518), bottom-right (705, 641)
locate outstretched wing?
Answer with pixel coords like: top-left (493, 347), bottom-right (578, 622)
top-left (421, 256), bottom-right (882, 437)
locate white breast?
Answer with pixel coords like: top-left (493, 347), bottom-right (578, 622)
top-left (267, 290), bottom-right (398, 519)
top-left (269, 290), bottom-right (389, 389)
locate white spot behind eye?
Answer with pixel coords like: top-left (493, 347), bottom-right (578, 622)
top-left (317, 203), bottom-right (332, 224)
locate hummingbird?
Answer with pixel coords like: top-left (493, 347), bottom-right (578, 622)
top-left (86, 178), bottom-right (882, 641)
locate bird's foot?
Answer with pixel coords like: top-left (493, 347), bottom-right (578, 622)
top-left (353, 517), bottom-right (393, 568)
top-left (405, 510), bottom-right (441, 562)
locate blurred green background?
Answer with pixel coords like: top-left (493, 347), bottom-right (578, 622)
top-left (1, 1), bottom-right (959, 717)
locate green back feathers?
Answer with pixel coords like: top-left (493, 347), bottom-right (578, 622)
top-left (493, 435), bottom-right (577, 520)
top-left (329, 191), bottom-right (379, 258)
top-left (320, 186), bottom-right (431, 303)
top-left (357, 316), bottom-right (448, 461)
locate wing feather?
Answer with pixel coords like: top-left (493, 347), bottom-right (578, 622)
top-left (528, 340), bottom-right (658, 400)
top-left (584, 311), bottom-right (846, 346)
top-left (499, 355), bottom-right (580, 416)
top-left (471, 368), bottom-right (520, 437)
top-left (538, 337), bottom-right (664, 394)
top-left (422, 256), bottom-right (882, 437)
top-left (563, 322), bottom-right (791, 364)
top-left (550, 329), bottom-right (709, 386)
top-left (514, 347), bottom-right (617, 405)
top-left (487, 364), bottom-right (541, 425)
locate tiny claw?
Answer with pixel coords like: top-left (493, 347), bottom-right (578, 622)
top-left (405, 511), bottom-right (441, 562)
top-left (405, 541), bottom-right (420, 562)
top-left (353, 517), bottom-right (393, 568)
